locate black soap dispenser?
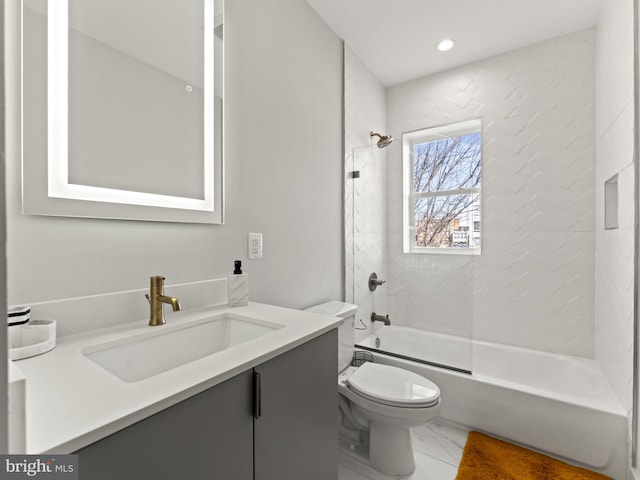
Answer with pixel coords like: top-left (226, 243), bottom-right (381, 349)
top-left (228, 260), bottom-right (249, 307)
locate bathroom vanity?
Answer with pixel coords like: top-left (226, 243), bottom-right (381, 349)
top-left (11, 303), bottom-right (340, 480)
top-left (77, 330), bottom-right (337, 480)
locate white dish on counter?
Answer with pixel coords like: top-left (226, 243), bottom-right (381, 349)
top-left (9, 320), bottom-right (57, 360)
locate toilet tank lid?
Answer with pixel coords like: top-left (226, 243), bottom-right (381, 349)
top-left (304, 301), bottom-right (358, 318)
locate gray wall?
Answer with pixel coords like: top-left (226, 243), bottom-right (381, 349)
top-left (6, 0), bottom-right (343, 325)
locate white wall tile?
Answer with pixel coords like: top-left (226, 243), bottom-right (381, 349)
top-left (343, 45), bottom-right (388, 344)
top-left (386, 29), bottom-right (596, 356)
top-left (594, 0), bottom-right (635, 415)
top-left (595, 0), bottom-right (635, 138)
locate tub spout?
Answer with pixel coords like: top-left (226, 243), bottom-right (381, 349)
top-left (371, 312), bottom-right (391, 326)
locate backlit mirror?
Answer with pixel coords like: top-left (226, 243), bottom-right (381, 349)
top-left (22, 0), bottom-right (224, 223)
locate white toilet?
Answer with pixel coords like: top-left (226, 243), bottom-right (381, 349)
top-left (305, 301), bottom-right (441, 477)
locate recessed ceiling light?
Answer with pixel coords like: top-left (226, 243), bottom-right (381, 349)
top-left (436, 39), bottom-right (455, 52)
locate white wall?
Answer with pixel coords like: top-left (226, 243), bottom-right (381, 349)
top-left (5, 0), bottom-right (344, 335)
top-left (594, 0), bottom-right (635, 416)
top-left (343, 45), bottom-right (388, 343)
top-left (385, 29), bottom-right (596, 356)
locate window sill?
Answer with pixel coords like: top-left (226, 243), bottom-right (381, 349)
top-left (404, 247), bottom-right (481, 256)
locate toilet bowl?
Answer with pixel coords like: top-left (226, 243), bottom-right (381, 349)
top-left (305, 301), bottom-right (442, 477)
top-left (339, 362), bottom-right (441, 475)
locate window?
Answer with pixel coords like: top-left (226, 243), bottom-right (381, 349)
top-left (402, 119), bottom-right (481, 253)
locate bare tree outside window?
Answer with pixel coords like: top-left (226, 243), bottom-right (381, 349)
top-left (410, 127), bottom-right (481, 250)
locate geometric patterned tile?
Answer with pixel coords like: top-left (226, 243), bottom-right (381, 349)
top-left (593, 0), bottom-right (635, 414)
top-left (384, 29), bottom-right (596, 357)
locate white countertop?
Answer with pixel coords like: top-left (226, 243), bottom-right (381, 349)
top-left (12, 302), bottom-right (341, 454)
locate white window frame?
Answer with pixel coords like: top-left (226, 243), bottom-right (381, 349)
top-left (402, 119), bottom-right (482, 255)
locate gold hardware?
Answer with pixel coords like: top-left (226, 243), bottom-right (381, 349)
top-left (148, 275), bottom-right (181, 326)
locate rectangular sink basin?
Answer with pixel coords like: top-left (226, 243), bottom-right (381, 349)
top-left (82, 313), bottom-right (282, 382)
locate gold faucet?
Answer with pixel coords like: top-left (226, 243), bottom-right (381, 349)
top-left (147, 276), bottom-right (181, 326)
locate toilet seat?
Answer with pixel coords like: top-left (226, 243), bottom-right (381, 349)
top-left (346, 362), bottom-right (440, 408)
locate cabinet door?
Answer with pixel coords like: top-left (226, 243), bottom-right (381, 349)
top-left (254, 329), bottom-right (338, 480)
top-left (76, 370), bottom-right (254, 480)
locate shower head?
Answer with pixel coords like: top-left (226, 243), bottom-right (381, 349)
top-left (370, 132), bottom-right (393, 148)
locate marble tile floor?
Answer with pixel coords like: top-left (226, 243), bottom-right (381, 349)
top-left (338, 420), bottom-right (470, 480)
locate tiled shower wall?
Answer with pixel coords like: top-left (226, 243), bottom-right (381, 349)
top-left (385, 29), bottom-right (596, 356)
top-left (594, 0), bottom-right (635, 415)
top-left (343, 46), bottom-right (388, 344)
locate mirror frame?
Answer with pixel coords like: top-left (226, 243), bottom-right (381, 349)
top-left (22, 0), bottom-right (224, 224)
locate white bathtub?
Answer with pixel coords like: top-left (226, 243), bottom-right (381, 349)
top-left (356, 327), bottom-right (628, 479)
top-left (358, 326), bottom-right (473, 373)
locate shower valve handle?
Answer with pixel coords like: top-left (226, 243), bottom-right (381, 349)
top-left (369, 272), bottom-right (386, 291)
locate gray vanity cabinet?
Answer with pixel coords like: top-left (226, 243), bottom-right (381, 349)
top-left (76, 370), bottom-right (254, 480)
top-left (254, 329), bottom-right (338, 480)
top-left (75, 329), bottom-right (337, 480)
